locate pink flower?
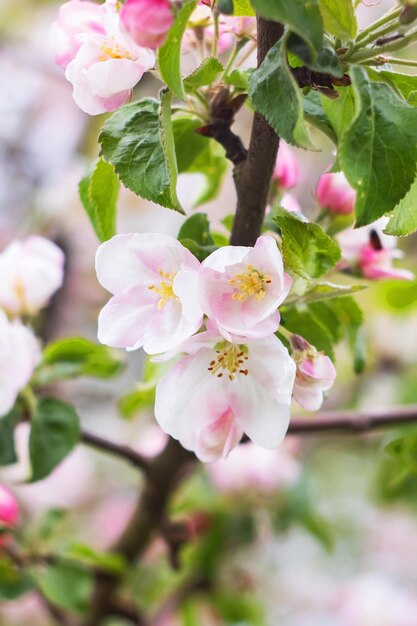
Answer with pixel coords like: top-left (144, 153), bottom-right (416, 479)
top-left (65, 3), bottom-right (155, 115)
top-left (51, 0), bottom-right (106, 69)
top-left (154, 323), bottom-right (296, 462)
top-left (208, 441), bottom-right (301, 492)
top-left (120, 0), bottom-right (173, 49)
top-left (291, 335), bottom-right (336, 411)
top-left (96, 233), bottom-right (203, 355)
top-left (273, 141), bottom-right (299, 190)
top-left (316, 172), bottom-right (356, 215)
top-left (0, 236), bottom-right (64, 316)
top-left (337, 218), bottom-right (414, 281)
top-left (183, 5), bottom-right (255, 54)
top-left (0, 485), bottom-right (19, 528)
top-left (0, 311), bottom-right (40, 417)
top-left (198, 235), bottom-right (292, 340)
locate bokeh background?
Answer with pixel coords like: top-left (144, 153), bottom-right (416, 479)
top-left (1, 1), bottom-right (417, 624)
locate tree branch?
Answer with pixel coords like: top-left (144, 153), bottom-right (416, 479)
top-left (81, 429), bottom-right (150, 473)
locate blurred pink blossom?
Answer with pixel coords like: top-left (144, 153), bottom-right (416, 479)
top-left (273, 142), bottom-right (299, 190)
top-left (316, 172), bottom-right (356, 215)
top-left (0, 236), bottom-right (64, 316)
top-left (291, 335), bottom-right (336, 411)
top-left (280, 193), bottom-right (302, 215)
top-left (198, 235), bottom-right (292, 340)
top-left (120, 0), bottom-right (173, 49)
top-left (183, 4), bottom-right (255, 54)
top-left (0, 485), bottom-right (19, 542)
top-left (208, 441), bottom-right (301, 492)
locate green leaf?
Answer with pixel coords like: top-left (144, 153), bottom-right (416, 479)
top-left (63, 544), bottom-right (126, 575)
top-left (158, 0), bottom-right (198, 100)
top-left (37, 562), bottom-right (92, 615)
top-left (251, 0), bottom-right (323, 58)
top-left (178, 212), bottom-right (214, 245)
top-left (173, 117), bottom-right (228, 206)
top-left (100, 99), bottom-right (184, 212)
top-left (0, 406), bottom-right (23, 466)
top-left (180, 239), bottom-right (218, 261)
top-left (281, 306), bottom-right (336, 360)
top-left (285, 281), bottom-right (366, 306)
top-left (321, 86), bottom-right (355, 141)
top-left (287, 35), bottom-right (344, 77)
top-left (159, 89), bottom-right (182, 210)
top-left (249, 40), bottom-right (313, 148)
top-left (118, 382), bottom-right (156, 419)
top-left (302, 91), bottom-right (337, 143)
top-left (318, 0), bottom-right (357, 40)
top-left (29, 398), bottom-right (81, 482)
top-left (339, 67), bottom-right (417, 226)
top-left (79, 158), bottom-right (119, 242)
top-left (37, 337), bottom-right (123, 384)
top-left (273, 209), bottom-right (341, 279)
top-left (385, 174), bottom-right (417, 236)
top-left (233, 0), bottom-right (255, 16)
top-left (369, 69), bottom-right (417, 107)
top-left (0, 558), bottom-right (34, 600)
top-left (184, 57), bottom-right (224, 91)
top-left (225, 68), bottom-right (250, 91)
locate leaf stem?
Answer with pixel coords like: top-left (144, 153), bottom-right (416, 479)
top-left (354, 6), bottom-right (402, 44)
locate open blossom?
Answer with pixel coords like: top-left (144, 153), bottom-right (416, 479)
top-left (291, 335), bottom-right (336, 411)
top-left (0, 236), bottom-right (64, 316)
top-left (154, 322), bottom-right (296, 462)
top-left (273, 141), bottom-right (299, 190)
top-left (120, 0), bottom-right (173, 49)
top-left (96, 233), bottom-right (203, 355)
top-left (0, 485), bottom-right (19, 545)
top-left (65, 1), bottom-right (155, 115)
top-left (184, 4), bottom-right (255, 54)
top-left (51, 0), bottom-right (106, 69)
top-left (0, 311), bottom-right (40, 417)
top-left (316, 172), bottom-right (356, 215)
top-left (337, 218), bottom-right (414, 281)
top-left (198, 235), bottom-right (292, 340)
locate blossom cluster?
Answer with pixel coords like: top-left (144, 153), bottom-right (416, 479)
top-left (96, 233), bottom-right (335, 462)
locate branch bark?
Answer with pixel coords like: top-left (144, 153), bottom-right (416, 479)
top-left (81, 430), bottom-right (150, 473)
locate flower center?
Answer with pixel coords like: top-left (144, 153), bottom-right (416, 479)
top-left (148, 270), bottom-right (177, 310)
top-left (208, 342), bottom-right (249, 381)
top-left (229, 265), bottom-right (272, 302)
top-left (99, 42), bottom-right (132, 61)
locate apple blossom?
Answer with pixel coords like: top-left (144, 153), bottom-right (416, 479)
top-left (337, 218), bottom-right (414, 281)
top-left (198, 235), bottom-right (292, 340)
top-left (154, 323), bottom-right (296, 462)
top-left (65, 4), bottom-right (155, 115)
top-left (273, 141), bottom-right (299, 190)
top-left (290, 335), bottom-right (336, 411)
top-left (184, 5), bottom-right (255, 54)
top-left (96, 233), bottom-right (203, 354)
top-left (0, 236), bottom-right (64, 316)
top-left (0, 485), bottom-right (19, 528)
top-left (316, 172), bottom-right (356, 215)
top-left (120, 0), bottom-right (173, 49)
top-left (51, 0), bottom-right (106, 69)
top-left (0, 311), bottom-right (40, 417)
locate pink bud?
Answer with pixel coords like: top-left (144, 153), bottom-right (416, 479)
top-left (121, 0), bottom-right (174, 49)
top-left (360, 244), bottom-right (414, 281)
top-left (316, 172), bottom-right (356, 215)
top-left (273, 141), bottom-right (299, 190)
top-left (291, 337), bottom-right (336, 411)
top-left (0, 485), bottom-right (19, 544)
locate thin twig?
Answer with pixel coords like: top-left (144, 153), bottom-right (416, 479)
top-left (80, 430), bottom-right (150, 473)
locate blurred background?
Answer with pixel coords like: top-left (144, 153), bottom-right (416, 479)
top-left (1, 0), bottom-right (417, 624)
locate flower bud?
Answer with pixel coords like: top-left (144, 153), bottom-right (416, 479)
top-left (316, 172), bottom-right (356, 215)
top-left (291, 335), bottom-right (336, 411)
top-left (272, 141), bottom-right (299, 190)
top-left (120, 0), bottom-right (174, 49)
top-left (0, 485), bottom-right (19, 545)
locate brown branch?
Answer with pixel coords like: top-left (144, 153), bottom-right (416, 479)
top-left (80, 430), bottom-right (150, 473)
top-left (288, 405), bottom-right (417, 435)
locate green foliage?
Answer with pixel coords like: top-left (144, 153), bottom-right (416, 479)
top-left (385, 174), bottom-right (417, 236)
top-left (371, 70), bottom-right (417, 107)
top-left (37, 562), bottom-right (93, 615)
top-left (79, 158), bottom-right (119, 242)
top-left (184, 58), bottom-right (224, 91)
top-left (321, 86), bottom-right (355, 141)
top-left (158, 0), bottom-right (198, 99)
top-left (0, 406), bottom-right (23, 466)
top-left (100, 99), bottom-right (183, 212)
top-left (302, 92), bottom-right (337, 143)
top-left (173, 117), bottom-right (228, 206)
top-left (232, 0), bottom-right (255, 16)
top-left (318, 0), bottom-right (357, 40)
top-left (274, 209), bottom-right (341, 279)
top-left (118, 356), bottom-right (171, 419)
top-left (64, 544), bottom-right (126, 575)
top-left (0, 558), bottom-right (34, 600)
top-left (286, 282), bottom-right (366, 306)
top-left (29, 398), bottom-right (81, 482)
top-left (178, 213), bottom-right (218, 261)
top-left (37, 337), bottom-right (123, 384)
top-left (340, 67), bottom-right (417, 226)
top-left (251, 0), bottom-right (323, 58)
top-left (249, 40), bottom-right (313, 148)
top-left (225, 68), bottom-right (250, 91)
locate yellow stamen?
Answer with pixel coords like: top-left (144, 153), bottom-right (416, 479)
top-left (208, 342), bottom-right (249, 381)
top-left (99, 42), bottom-right (132, 61)
top-left (229, 265), bottom-right (272, 302)
top-left (148, 270), bottom-right (177, 310)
